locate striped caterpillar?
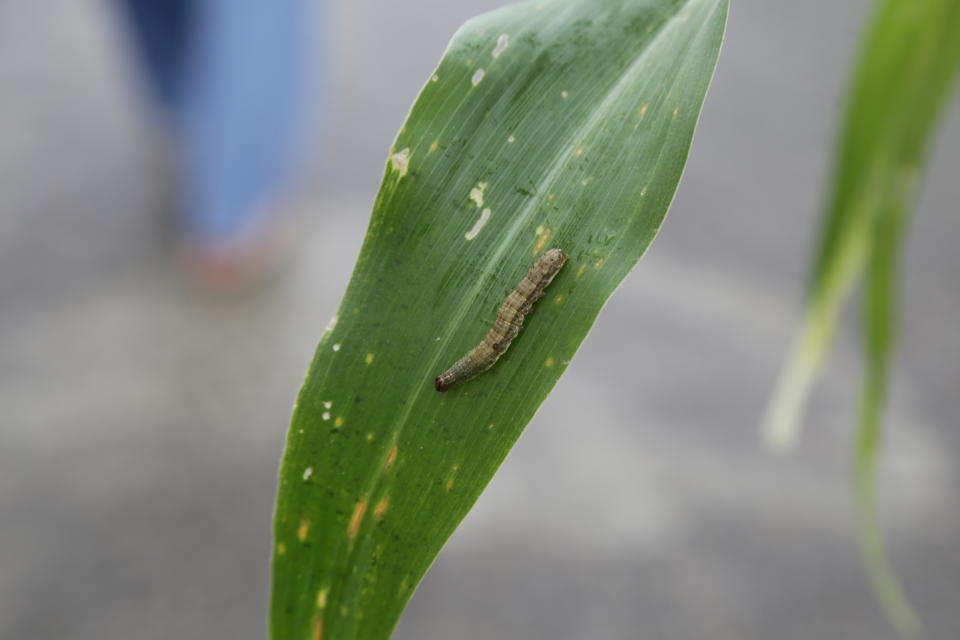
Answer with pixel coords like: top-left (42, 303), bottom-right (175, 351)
top-left (435, 248), bottom-right (568, 391)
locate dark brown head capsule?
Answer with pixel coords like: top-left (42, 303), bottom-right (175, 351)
top-left (435, 373), bottom-right (454, 392)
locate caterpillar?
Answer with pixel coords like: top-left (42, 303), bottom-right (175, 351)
top-left (435, 248), bottom-right (568, 391)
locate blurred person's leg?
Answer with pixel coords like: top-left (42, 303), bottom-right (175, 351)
top-left (178, 0), bottom-right (311, 251)
top-left (115, 0), bottom-right (192, 113)
top-left (117, 0), bottom-right (314, 288)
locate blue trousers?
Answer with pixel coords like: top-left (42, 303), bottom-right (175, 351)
top-left (117, 0), bottom-right (313, 242)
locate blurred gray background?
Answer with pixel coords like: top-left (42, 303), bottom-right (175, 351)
top-left (2, 1), bottom-right (959, 639)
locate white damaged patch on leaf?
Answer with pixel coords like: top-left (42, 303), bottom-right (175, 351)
top-left (465, 208), bottom-right (492, 240)
top-left (469, 182), bottom-right (487, 207)
top-left (390, 148), bottom-right (411, 178)
top-left (492, 34), bottom-right (509, 58)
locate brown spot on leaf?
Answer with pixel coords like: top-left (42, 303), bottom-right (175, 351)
top-left (374, 498), bottom-right (389, 519)
top-left (385, 444), bottom-right (398, 471)
top-left (533, 228), bottom-right (552, 254)
top-left (347, 499), bottom-right (368, 540)
top-left (298, 518), bottom-right (310, 541)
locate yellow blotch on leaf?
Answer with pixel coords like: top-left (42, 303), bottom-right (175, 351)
top-left (533, 227), bottom-right (552, 254)
top-left (334, 416), bottom-right (344, 428)
top-left (555, 295), bottom-right (564, 304)
top-left (317, 589), bottom-right (328, 609)
top-left (365, 353), bottom-right (375, 365)
top-left (374, 498), bottom-right (390, 519)
top-left (545, 357), bottom-right (555, 367)
top-left (347, 498), bottom-right (368, 540)
top-left (385, 444), bottom-right (399, 470)
top-left (445, 464), bottom-right (460, 491)
top-left (298, 518), bottom-right (310, 541)
top-left (277, 543), bottom-right (286, 555)
top-left (638, 102), bottom-right (649, 117)
top-left (576, 265), bottom-right (587, 277)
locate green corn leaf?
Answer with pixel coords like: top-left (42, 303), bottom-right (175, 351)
top-left (764, 0), bottom-right (960, 635)
top-left (270, 1), bottom-right (727, 638)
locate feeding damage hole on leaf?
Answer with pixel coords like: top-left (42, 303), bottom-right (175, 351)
top-left (390, 148), bottom-right (410, 177)
top-left (492, 34), bottom-right (509, 58)
top-left (465, 208), bottom-right (492, 240)
top-left (469, 181), bottom-right (487, 207)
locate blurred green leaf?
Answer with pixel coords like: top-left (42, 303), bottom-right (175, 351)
top-left (269, 0), bottom-right (727, 638)
top-left (765, 0), bottom-right (960, 635)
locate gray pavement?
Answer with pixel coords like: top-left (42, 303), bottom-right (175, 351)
top-left (2, 1), bottom-right (959, 639)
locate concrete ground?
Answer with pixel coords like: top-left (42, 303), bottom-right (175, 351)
top-left (1, 1), bottom-right (959, 639)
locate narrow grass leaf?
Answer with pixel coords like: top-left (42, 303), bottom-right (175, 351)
top-left (765, 0), bottom-right (960, 634)
top-left (764, 0), bottom-right (960, 448)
